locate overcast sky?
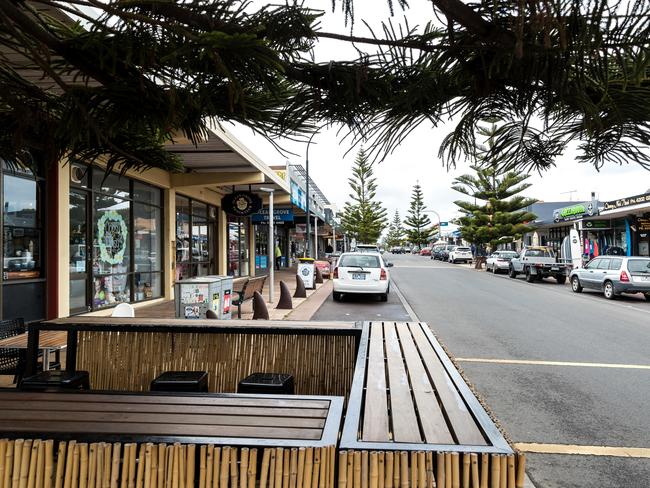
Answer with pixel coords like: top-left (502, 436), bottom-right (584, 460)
top-left (229, 0), bottom-right (650, 223)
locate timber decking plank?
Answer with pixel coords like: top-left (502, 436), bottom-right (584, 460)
top-left (383, 322), bottom-right (422, 443)
top-left (361, 321), bottom-right (390, 442)
top-left (409, 323), bottom-right (487, 445)
top-left (0, 400), bottom-right (328, 418)
top-left (0, 392), bottom-right (330, 409)
top-left (395, 323), bottom-right (454, 444)
top-left (0, 410), bottom-right (326, 429)
top-left (0, 421), bottom-right (322, 440)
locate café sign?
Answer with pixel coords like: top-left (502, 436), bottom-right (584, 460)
top-left (553, 202), bottom-right (597, 222)
top-left (603, 192), bottom-right (650, 211)
top-left (222, 191), bottom-right (262, 217)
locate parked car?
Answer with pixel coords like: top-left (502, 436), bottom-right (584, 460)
top-left (569, 256), bottom-right (650, 300)
top-left (390, 246), bottom-right (405, 254)
top-left (410, 246), bottom-right (421, 254)
top-left (332, 252), bottom-right (393, 302)
top-left (314, 260), bottom-right (331, 278)
top-left (420, 247), bottom-right (432, 256)
top-left (439, 245), bottom-right (456, 261)
top-left (486, 251), bottom-right (519, 273)
top-left (431, 245), bottom-right (446, 260)
top-left (509, 246), bottom-right (569, 283)
top-left (448, 246), bottom-right (472, 264)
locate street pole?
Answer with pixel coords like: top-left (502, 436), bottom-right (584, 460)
top-left (305, 131), bottom-right (319, 258)
top-left (260, 188), bottom-right (275, 303)
top-left (314, 216), bottom-right (318, 258)
top-left (425, 209), bottom-right (442, 243)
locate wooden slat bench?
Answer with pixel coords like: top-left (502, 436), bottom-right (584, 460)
top-left (232, 275), bottom-right (267, 318)
top-left (0, 390), bottom-right (341, 488)
top-left (340, 321), bottom-right (525, 488)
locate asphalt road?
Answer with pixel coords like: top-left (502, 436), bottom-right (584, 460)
top-left (313, 252), bottom-right (650, 487)
top-left (389, 253), bottom-right (650, 488)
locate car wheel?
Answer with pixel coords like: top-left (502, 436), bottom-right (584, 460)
top-left (571, 276), bottom-right (583, 293)
top-left (556, 274), bottom-right (567, 284)
top-left (509, 266), bottom-right (517, 278)
top-left (333, 292), bottom-right (342, 302)
top-left (603, 281), bottom-right (616, 300)
top-left (525, 268), bottom-right (535, 283)
top-left (644, 293), bottom-right (650, 301)
top-left (379, 293), bottom-right (388, 302)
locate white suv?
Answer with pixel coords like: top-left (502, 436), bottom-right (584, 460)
top-left (449, 246), bottom-right (473, 264)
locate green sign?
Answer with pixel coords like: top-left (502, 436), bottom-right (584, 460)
top-left (553, 201), bottom-right (596, 222)
top-left (583, 220), bottom-right (609, 229)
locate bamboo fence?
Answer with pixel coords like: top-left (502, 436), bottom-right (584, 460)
top-left (76, 331), bottom-right (356, 397)
top-left (0, 440), bottom-right (335, 488)
top-left (336, 451), bottom-right (526, 488)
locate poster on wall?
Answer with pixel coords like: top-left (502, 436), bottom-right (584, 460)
top-left (97, 210), bottom-right (128, 265)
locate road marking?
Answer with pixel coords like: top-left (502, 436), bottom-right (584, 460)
top-left (514, 443), bottom-right (650, 458)
top-left (456, 358), bottom-right (650, 370)
top-left (391, 280), bottom-right (421, 322)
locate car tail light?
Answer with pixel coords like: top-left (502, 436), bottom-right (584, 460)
top-left (380, 268), bottom-right (387, 280)
top-left (333, 267), bottom-right (339, 279)
top-left (620, 270), bottom-right (629, 282)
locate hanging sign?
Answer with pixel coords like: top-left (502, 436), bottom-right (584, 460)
top-left (222, 191), bottom-right (262, 217)
top-left (251, 208), bottom-right (294, 223)
top-left (97, 210), bottom-right (128, 265)
top-left (581, 220), bottom-right (611, 230)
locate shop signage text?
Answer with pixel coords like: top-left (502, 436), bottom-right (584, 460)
top-left (222, 191), bottom-right (262, 217)
top-left (251, 208), bottom-right (294, 223)
top-left (603, 192), bottom-right (650, 211)
top-left (581, 220), bottom-right (610, 230)
top-left (638, 217), bottom-right (650, 232)
top-left (290, 180), bottom-right (306, 211)
top-left (553, 202), bottom-right (596, 222)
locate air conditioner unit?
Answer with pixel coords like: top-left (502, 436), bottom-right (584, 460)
top-left (70, 164), bottom-right (87, 184)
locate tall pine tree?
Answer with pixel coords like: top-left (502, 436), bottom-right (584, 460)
top-left (453, 124), bottom-right (537, 252)
top-left (404, 184), bottom-right (432, 247)
top-left (340, 149), bottom-right (388, 244)
top-left (385, 210), bottom-right (406, 248)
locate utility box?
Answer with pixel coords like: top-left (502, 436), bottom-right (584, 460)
top-left (206, 275), bottom-right (233, 320)
top-left (175, 276), bottom-right (222, 319)
top-left (298, 257), bottom-right (315, 289)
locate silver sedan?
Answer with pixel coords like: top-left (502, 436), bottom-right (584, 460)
top-left (486, 251), bottom-right (519, 273)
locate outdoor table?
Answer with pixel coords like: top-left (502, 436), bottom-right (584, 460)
top-left (0, 330), bottom-right (67, 371)
top-left (0, 390), bottom-right (343, 446)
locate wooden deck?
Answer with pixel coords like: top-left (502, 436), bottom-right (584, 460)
top-left (341, 321), bottom-right (509, 453)
top-left (0, 391), bottom-right (343, 447)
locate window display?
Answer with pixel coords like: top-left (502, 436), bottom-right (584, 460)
top-left (3, 174), bottom-right (41, 280)
top-left (175, 196), bottom-right (216, 280)
top-left (70, 166), bottom-right (163, 312)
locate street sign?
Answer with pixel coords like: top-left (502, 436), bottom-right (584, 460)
top-left (440, 222), bottom-right (449, 226)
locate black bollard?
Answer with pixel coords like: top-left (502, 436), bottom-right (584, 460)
top-left (314, 265), bottom-right (324, 284)
top-left (276, 281), bottom-right (293, 309)
top-left (252, 291), bottom-right (269, 320)
top-left (294, 274), bottom-right (307, 298)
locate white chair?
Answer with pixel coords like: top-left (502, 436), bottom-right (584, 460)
top-left (111, 303), bottom-right (135, 318)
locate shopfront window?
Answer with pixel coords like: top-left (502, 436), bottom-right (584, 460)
top-left (3, 173), bottom-right (42, 280)
top-left (71, 167), bottom-right (163, 312)
top-left (175, 196), bottom-right (217, 280)
top-left (228, 217), bottom-right (249, 277)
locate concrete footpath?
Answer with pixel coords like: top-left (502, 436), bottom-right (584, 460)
top-left (137, 266), bottom-right (333, 321)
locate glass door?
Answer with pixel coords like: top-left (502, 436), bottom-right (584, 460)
top-left (69, 190), bottom-right (90, 314)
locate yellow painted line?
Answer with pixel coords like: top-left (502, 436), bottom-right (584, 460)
top-left (455, 358), bottom-right (650, 370)
top-left (514, 443), bottom-right (650, 458)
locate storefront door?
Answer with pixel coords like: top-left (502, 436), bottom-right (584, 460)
top-left (69, 190), bottom-right (90, 314)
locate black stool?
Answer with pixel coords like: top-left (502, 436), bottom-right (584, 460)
top-left (19, 370), bottom-right (90, 391)
top-left (237, 373), bottom-right (294, 395)
top-left (150, 371), bottom-right (209, 392)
